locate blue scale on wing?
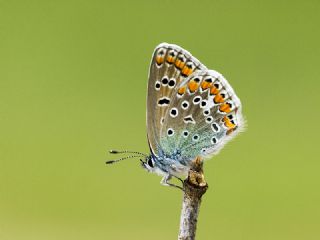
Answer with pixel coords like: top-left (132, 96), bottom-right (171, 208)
top-left (159, 70), bottom-right (243, 165)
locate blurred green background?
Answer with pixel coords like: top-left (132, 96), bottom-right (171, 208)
top-left (0, 0), bottom-right (319, 239)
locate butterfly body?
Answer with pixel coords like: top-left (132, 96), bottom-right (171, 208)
top-left (109, 43), bottom-right (244, 188)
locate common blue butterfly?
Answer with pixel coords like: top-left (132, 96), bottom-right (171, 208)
top-left (107, 43), bottom-right (244, 189)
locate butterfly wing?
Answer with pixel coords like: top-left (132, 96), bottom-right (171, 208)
top-left (146, 43), bottom-right (207, 156)
top-left (159, 69), bottom-right (244, 163)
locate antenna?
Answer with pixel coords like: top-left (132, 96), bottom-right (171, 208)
top-left (106, 155), bottom-right (142, 165)
top-left (109, 149), bottom-right (147, 157)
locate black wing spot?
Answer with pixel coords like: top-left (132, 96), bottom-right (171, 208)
top-left (211, 137), bottom-right (217, 144)
top-left (170, 108), bottom-right (178, 117)
top-left (182, 101), bottom-right (189, 110)
top-left (158, 98), bottom-right (170, 106)
top-left (206, 116), bottom-right (213, 123)
top-left (193, 96), bottom-right (201, 104)
top-left (212, 123), bottom-right (219, 132)
top-left (168, 79), bottom-right (175, 87)
top-left (192, 135), bottom-right (199, 141)
top-left (193, 77), bottom-right (200, 83)
top-left (161, 77), bottom-right (168, 85)
top-left (205, 77), bottom-right (213, 83)
top-left (167, 128), bottom-right (174, 136)
top-left (184, 115), bottom-right (195, 124)
top-left (155, 81), bottom-right (161, 90)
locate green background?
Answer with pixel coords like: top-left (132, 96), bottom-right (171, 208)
top-left (0, 0), bottom-right (319, 239)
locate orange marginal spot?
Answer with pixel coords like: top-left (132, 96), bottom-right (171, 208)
top-left (201, 81), bottom-right (212, 90)
top-left (167, 56), bottom-right (175, 63)
top-left (219, 103), bottom-right (232, 113)
top-left (223, 116), bottom-right (236, 129)
top-left (178, 86), bottom-right (186, 95)
top-left (175, 59), bottom-right (185, 69)
top-left (156, 56), bottom-right (164, 65)
top-left (188, 80), bottom-right (199, 93)
top-left (182, 66), bottom-right (193, 76)
top-left (210, 86), bottom-right (219, 95)
top-left (214, 93), bottom-right (225, 103)
top-left (226, 127), bottom-right (237, 135)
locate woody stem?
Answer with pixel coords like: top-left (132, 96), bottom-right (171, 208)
top-left (178, 157), bottom-right (208, 240)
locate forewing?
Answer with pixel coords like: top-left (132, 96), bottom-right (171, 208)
top-left (146, 43), bottom-right (207, 156)
top-left (159, 70), bottom-right (244, 162)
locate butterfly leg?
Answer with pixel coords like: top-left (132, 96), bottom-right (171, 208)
top-left (160, 174), bottom-right (183, 191)
top-left (172, 175), bottom-right (184, 184)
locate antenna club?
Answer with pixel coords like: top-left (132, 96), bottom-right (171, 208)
top-left (106, 160), bottom-right (115, 164)
top-left (109, 150), bottom-right (118, 154)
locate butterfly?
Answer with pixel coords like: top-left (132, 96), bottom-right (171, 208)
top-left (107, 43), bottom-right (244, 189)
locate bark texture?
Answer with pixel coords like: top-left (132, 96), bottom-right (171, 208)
top-left (178, 157), bottom-right (208, 240)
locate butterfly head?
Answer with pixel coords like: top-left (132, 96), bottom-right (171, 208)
top-left (140, 155), bottom-right (156, 171)
top-left (107, 150), bottom-right (160, 171)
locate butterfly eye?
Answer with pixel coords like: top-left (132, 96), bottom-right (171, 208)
top-left (147, 158), bottom-right (154, 168)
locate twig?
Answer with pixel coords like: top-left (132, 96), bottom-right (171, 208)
top-left (178, 157), bottom-right (208, 240)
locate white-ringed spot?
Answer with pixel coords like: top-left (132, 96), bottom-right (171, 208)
top-left (181, 100), bottom-right (189, 110)
top-left (167, 128), bottom-right (174, 136)
top-left (193, 96), bottom-right (202, 105)
top-left (170, 108), bottom-right (178, 118)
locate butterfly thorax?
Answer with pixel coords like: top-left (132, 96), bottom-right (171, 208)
top-left (142, 151), bottom-right (190, 177)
